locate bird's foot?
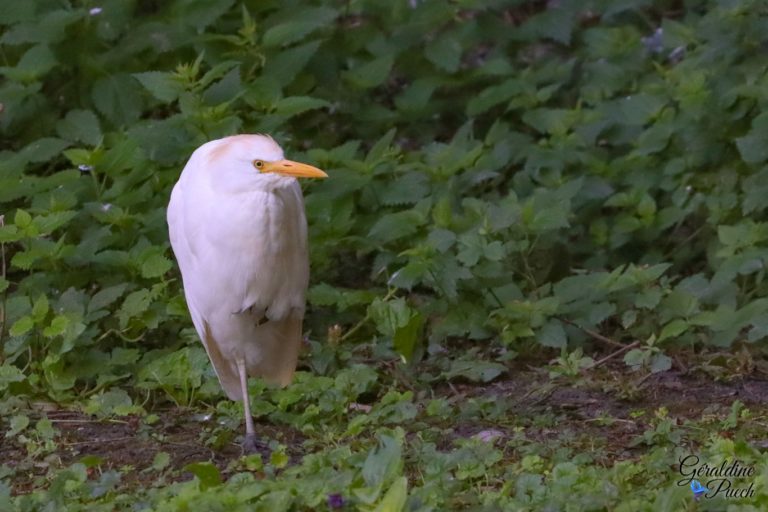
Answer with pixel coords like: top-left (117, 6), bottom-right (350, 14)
top-left (242, 433), bottom-right (270, 456)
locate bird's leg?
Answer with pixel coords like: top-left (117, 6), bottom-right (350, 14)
top-left (236, 357), bottom-right (258, 453)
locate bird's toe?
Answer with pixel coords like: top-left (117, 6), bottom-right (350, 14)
top-left (242, 433), bottom-right (270, 456)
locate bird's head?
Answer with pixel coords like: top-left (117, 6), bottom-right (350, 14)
top-left (202, 134), bottom-right (327, 192)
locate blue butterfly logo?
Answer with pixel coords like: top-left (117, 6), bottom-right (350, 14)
top-left (690, 479), bottom-right (708, 499)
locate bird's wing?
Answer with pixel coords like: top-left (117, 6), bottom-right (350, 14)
top-left (235, 182), bottom-right (308, 390)
top-left (168, 166), bottom-right (308, 400)
top-left (244, 312), bottom-right (304, 387)
top-left (168, 177), bottom-right (241, 399)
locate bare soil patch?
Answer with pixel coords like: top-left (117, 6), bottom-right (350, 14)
top-left (5, 368), bottom-right (767, 495)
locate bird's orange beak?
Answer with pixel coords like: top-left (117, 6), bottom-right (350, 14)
top-left (261, 159), bottom-right (328, 179)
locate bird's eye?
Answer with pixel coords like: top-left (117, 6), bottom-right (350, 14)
top-left (253, 160), bottom-right (265, 171)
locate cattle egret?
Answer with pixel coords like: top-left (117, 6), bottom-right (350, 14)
top-left (167, 134), bottom-right (327, 450)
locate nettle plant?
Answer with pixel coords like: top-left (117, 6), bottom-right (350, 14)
top-left (1, 0), bottom-right (767, 401)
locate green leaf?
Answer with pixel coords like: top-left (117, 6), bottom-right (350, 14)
top-left (269, 446), bottom-right (289, 468)
top-left (538, 320), bottom-right (567, 348)
top-left (32, 294), bottom-right (49, 321)
top-left (742, 169), bottom-right (768, 214)
top-left (623, 348), bottom-right (646, 370)
top-left (526, 5), bottom-right (576, 44)
top-left (636, 194), bottom-right (656, 218)
top-left (92, 73), bottom-right (143, 125)
top-left (137, 346), bottom-right (209, 400)
top-left (523, 108), bottom-right (577, 135)
top-left (79, 455), bottom-right (105, 468)
top-left (0, 44), bottom-right (57, 81)
top-left (362, 434), bottom-right (403, 491)
top-left (111, 348), bottom-right (140, 366)
top-left (378, 173), bottom-right (429, 206)
top-left (141, 254), bottom-right (172, 279)
top-left (366, 128), bottom-right (397, 166)
top-left (619, 94), bottom-right (666, 126)
top-left (650, 353), bottom-right (672, 373)
top-left (457, 235), bottom-right (483, 267)
top-left (0, 224), bottom-right (21, 243)
top-left (20, 137), bottom-right (71, 163)
top-left (133, 71), bottom-right (182, 103)
top-left (14, 209), bottom-right (32, 228)
top-left (445, 360), bottom-right (506, 383)
top-left (0, 364), bottom-right (25, 390)
top-left (84, 389), bottom-right (139, 417)
top-left (100, 137), bottom-right (142, 176)
top-left (262, 7), bottom-right (337, 47)
top-left (344, 55), bottom-right (394, 89)
top-left (152, 452), bottom-right (171, 472)
top-left (425, 34), bottom-right (462, 73)
top-left (42, 355), bottom-right (76, 391)
top-left (483, 241), bottom-right (505, 261)
top-left (388, 260), bottom-right (429, 290)
top-left (42, 315), bottom-right (69, 338)
top-left (395, 79), bottom-right (436, 112)
top-left (273, 96), bottom-right (329, 117)
top-left (527, 203), bottom-right (570, 233)
top-left (35, 418), bottom-right (55, 439)
top-left (202, 65), bottom-right (242, 105)
top-left (89, 284), bottom-right (128, 314)
top-left (34, 211), bottom-right (76, 235)
top-left (393, 312), bottom-right (423, 362)
top-left (736, 113), bottom-right (768, 164)
top-left (0, 3), bottom-right (35, 25)
top-left (467, 79), bottom-right (519, 116)
top-left (183, 462), bottom-right (221, 490)
top-left (374, 476), bottom-right (408, 512)
top-left (90, 470), bottom-right (121, 498)
top-left (621, 310), bottom-right (637, 329)
top-left (171, 0), bottom-right (235, 30)
top-left (368, 210), bottom-right (424, 243)
top-left (369, 298), bottom-right (413, 337)
top-left (658, 319), bottom-right (688, 342)
top-left (263, 40), bottom-right (320, 85)
top-left (6, 415), bottom-right (29, 438)
top-left (56, 109), bottom-right (102, 146)
top-left (118, 289), bottom-right (152, 328)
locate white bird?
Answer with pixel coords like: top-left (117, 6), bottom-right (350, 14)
top-left (167, 134), bottom-right (327, 450)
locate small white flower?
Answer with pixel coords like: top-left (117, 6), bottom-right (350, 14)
top-left (100, 203), bottom-right (112, 212)
top-left (78, 164), bottom-right (93, 172)
top-left (474, 429), bottom-right (504, 443)
top-left (642, 27), bottom-right (664, 54)
top-left (669, 46), bottom-right (686, 63)
top-left (89, 7), bottom-right (102, 15)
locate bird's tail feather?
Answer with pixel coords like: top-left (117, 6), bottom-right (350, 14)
top-left (245, 315), bottom-right (303, 387)
top-left (202, 320), bottom-right (242, 400)
top-left (201, 315), bottom-right (303, 401)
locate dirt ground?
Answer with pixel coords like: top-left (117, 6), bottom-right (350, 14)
top-left (5, 367), bottom-right (768, 496)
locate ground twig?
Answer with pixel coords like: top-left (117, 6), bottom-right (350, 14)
top-left (558, 317), bottom-right (625, 349)
top-left (0, 214), bottom-right (6, 361)
top-left (588, 341), bottom-right (641, 370)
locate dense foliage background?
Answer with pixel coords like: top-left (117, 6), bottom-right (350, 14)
top-left (2, 0), bottom-right (768, 510)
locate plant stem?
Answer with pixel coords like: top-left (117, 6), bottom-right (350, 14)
top-left (587, 340), bottom-right (641, 369)
top-left (341, 288), bottom-right (397, 342)
top-left (0, 214), bottom-right (6, 362)
top-left (558, 316), bottom-right (625, 349)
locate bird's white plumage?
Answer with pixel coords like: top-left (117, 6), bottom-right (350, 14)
top-left (167, 135), bottom-right (310, 400)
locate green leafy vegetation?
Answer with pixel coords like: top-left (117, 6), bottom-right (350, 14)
top-left (1, 0), bottom-right (767, 510)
